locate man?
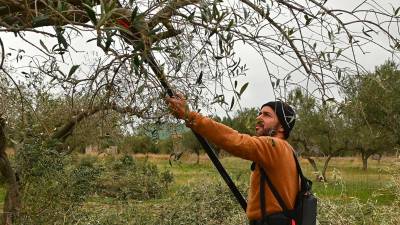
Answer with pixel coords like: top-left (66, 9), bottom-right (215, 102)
top-left (166, 94), bottom-right (298, 225)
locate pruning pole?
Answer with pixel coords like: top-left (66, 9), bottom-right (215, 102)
top-left (145, 52), bottom-right (247, 211)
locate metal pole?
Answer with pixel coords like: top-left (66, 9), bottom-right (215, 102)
top-left (145, 53), bottom-right (247, 211)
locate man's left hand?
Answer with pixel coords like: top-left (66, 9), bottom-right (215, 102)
top-left (166, 93), bottom-right (190, 120)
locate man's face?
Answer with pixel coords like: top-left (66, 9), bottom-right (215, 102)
top-left (255, 106), bottom-right (281, 137)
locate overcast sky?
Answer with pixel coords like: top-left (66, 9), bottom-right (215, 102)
top-left (0, 0), bottom-right (399, 117)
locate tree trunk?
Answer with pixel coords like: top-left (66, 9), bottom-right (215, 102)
top-left (0, 157), bottom-right (20, 225)
top-left (361, 152), bottom-right (369, 171)
top-left (321, 155), bottom-right (333, 182)
top-left (196, 150), bottom-right (200, 164)
top-left (0, 119), bottom-right (21, 225)
top-left (304, 156), bottom-right (323, 181)
top-left (305, 156), bottom-right (318, 172)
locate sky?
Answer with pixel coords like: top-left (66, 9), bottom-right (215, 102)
top-left (0, 0), bottom-right (399, 117)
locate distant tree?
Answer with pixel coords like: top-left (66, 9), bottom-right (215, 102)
top-left (182, 131), bottom-right (203, 164)
top-left (156, 137), bottom-right (174, 154)
top-left (120, 135), bottom-right (157, 153)
top-left (230, 108), bottom-right (258, 135)
top-left (343, 61), bottom-right (400, 170)
top-left (288, 89), bottom-right (321, 177)
top-left (289, 88), bottom-right (349, 181)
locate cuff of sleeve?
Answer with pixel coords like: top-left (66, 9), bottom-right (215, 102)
top-left (185, 111), bottom-right (201, 127)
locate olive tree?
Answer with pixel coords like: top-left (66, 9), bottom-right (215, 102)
top-left (289, 88), bottom-right (350, 181)
top-left (343, 61), bottom-right (400, 170)
top-left (0, 0), bottom-right (399, 223)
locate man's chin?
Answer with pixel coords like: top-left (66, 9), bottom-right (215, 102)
top-left (255, 128), bottom-right (263, 136)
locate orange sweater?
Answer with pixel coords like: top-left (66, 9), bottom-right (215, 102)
top-left (187, 112), bottom-right (299, 220)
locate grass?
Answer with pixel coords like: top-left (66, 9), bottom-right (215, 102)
top-left (0, 154), bottom-right (398, 223)
top-left (145, 154), bottom-right (399, 206)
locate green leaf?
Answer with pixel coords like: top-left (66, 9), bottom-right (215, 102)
top-left (57, 0), bottom-right (64, 12)
top-left (83, 3), bottom-right (97, 25)
top-left (395, 42), bottom-right (400, 50)
top-left (213, 3), bottom-right (218, 19)
top-left (348, 35), bottom-right (353, 44)
top-left (188, 10), bottom-right (195, 21)
top-left (226, 19), bottom-right (234, 31)
top-left (325, 97), bottom-right (335, 102)
top-left (68, 65), bottom-right (80, 78)
top-left (137, 84), bottom-right (145, 94)
top-left (149, 26), bottom-right (163, 35)
top-left (276, 79), bottom-right (281, 87)
top-left (39, 40), bottom-right (49, 53)
top-left (362, 27), bottom-right (372, 38)
top-left (229, 97), bottom-right (235, 110)
top-left (328, 30), bottom-right (333, 40)
top-left (395, 6), bottom-right (400, 16)
top-left (131, 6), bottom-right (138, 22)
top-left (55, 27), bottom-right (68, 49)
top-left (133, 55), bottom-right (140, 67)
top-left (151, 46), bottom-right (164, 51)
top-left (32, 15), bottom-right (50, 27)
top-left (211, 94), bottom-right (225, 105)
top-left (219, 38), bottom-right (224, 54)
top-left (337, 49), bottom-right (343, 58)
top-left (86, 38), bottom-right (97, 43)
top-left (288, 28), bottom-right (295, 36)
top-left (304, 14), bottom-right (312, 26)
top-left (58, 69), bottom-right (66, 78)
top-left (196, 71), bottom-right (203, 85)
top-left (239, 82), bottom-right (249, 96)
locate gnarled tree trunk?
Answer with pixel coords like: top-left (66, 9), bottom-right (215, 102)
top-left (361, 150), bottom-right (371, 171)
top-left (0, 118), bottom-right (20, 225)
top-left (321, 155), bottom-right (333, 182)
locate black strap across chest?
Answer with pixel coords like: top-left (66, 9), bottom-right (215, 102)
top-left (253, 152), bottom-right (308, 219)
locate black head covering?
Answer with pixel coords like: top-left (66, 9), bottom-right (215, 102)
top-left (261, 101), bottom-right (296, 139)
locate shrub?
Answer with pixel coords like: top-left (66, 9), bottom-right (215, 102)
top-left (13, 141), bottom-right (172, 224)
top-left (317, 171), bottom-right (400, 225)
top-left (156, 182), bottom-right (247, 225)
top-left (15, 140), bottom-right (101, 225)
top-left (96, 155), bottom-right (173, 200)
top-left (73, 181), bottom-right (247, 225)
top-left (119, 135), bottom-right (158, 153)
top-left (156, 137), bottom-right (174, 154)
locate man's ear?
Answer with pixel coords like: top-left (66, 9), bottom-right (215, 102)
top-left (278, 125), bottom-right (285, 133)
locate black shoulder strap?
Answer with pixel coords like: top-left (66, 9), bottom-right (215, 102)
top-left (258, 152), bottom-right (311, 216)
top-left (292, 152), bottom-right (313, 192)
top-left (259, 166), bottom-right (289, 212)
top-left (259, 167), bottom-right (266, 218)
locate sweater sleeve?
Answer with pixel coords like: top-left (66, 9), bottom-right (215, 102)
top-left (186, 112), bottom-right (284, 168)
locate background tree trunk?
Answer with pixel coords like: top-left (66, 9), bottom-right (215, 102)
top-left (196, 150), bottom-right (200, 164)
top-left (361, 151), bottom-right (369, 171)
top-left (0, 118), bottom-right (20, 225)
top-left (305, 156), bottom-right (318, 172)
top-left (321, 155), bottom-right (333, 182)
top-left (304, 156), bottom-right (324, 181)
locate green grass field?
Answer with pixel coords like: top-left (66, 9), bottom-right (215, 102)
top-left (0, 154), bottom-right (399, 224)
top-left (146, 154), bottom-right (399, 205)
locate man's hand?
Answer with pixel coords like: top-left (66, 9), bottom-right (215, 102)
top-left (166, 93), bottom-right (190, 120)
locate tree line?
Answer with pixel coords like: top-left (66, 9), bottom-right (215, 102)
top-left (121, 61), bottom-right (400, 182)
